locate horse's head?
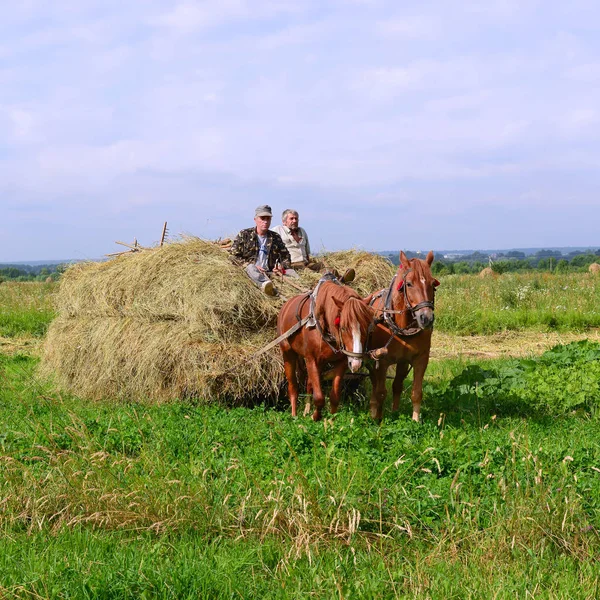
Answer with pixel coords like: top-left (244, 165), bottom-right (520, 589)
top-left (395, 250), bottom-right (439, 330)
top-left (332, 296), bottom-right (375, 372)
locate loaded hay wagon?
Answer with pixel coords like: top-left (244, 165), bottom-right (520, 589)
top-left (41, 238), bottom-right (395, 405)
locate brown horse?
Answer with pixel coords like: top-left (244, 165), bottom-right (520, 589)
top-left (278, 280), bottom-right (375, 420)
top-left (366, 251), bottom-right (439, 422)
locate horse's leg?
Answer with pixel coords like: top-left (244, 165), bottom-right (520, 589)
top-left (305, 358), bottom-right (325, 421)
top-left (304, 378), bottom-right (313, 416)
top-left (329, 361), bottom-right (347, 415)
top-left (369, 362), bottom-right (388, 421)
top-left (410, 354), bottom-right (430, 422)
top-left (282, 350), bottom-right (299, 417)
top-left (303, 360), bottom-right (312, 416)
top-left (392, 361), bottom-right (411, 412)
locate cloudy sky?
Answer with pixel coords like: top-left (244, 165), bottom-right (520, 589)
top-left (1, 0), bottom-right (599, 261)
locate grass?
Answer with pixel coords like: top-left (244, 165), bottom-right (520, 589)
top-left (5, 270), bottom-right (599, 342)
top-left (0, 281), bottom-right (56, 337)
top-left (2, 351), bottom-right (600, 597)
top-left (2, 276), bottom-right (600, 597)
top-left (435, 272), bottom-right (600, 334)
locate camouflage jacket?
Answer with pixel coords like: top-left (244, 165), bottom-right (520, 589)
top-left (229, 228), bottom-right (292, 270)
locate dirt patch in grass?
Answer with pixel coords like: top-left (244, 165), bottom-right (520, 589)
top-left (431, 328), bottom-right (600, 361)
top-left (0, 336), bottom-right (42, 356)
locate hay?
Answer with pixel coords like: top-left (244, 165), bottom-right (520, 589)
top-left (302, 249), bottom-right (395, 297)
top-left (589, 263), bottom-right (600, 274)
top-left (479, 267), bottom-right (495, 278)
top-left (41, 238), bottom-right (395, 403)
top-left (54, 238), bottom-right (276, 341)
top-left (43, 317), bottom-right (282, 403)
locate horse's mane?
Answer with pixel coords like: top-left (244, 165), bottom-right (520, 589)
top-left (317, 283), bottom-right (373, 334)
top-left (341, 297), bottom-right (373, 333)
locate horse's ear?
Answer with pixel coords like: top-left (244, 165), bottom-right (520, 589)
top-left (399, 251), bottom-right (408, 268)
top-left (363, 293), bottom-right (374, 304)
top-left (426, 251), bottom-right (434, 266)
top-left (332, 296), bottom-right (344, 311)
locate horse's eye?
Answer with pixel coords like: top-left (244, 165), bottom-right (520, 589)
top-left (406, 281), bottom-right (413, 287)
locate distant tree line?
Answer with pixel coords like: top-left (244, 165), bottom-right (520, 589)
top-left (384, 249), bottom-right (600, 275)
top-left (0, 264), bottom-right (64, 283)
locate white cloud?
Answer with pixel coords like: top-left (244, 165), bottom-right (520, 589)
top-left (2, 0), bottom-right (600, 260)
top-left (376, 15), bottom-right (441, 40)
top-left (566, 62), bottom-right (600, 82)
top-left (150, 1), bottom-right (244, 33)
top-left (560, 109), bottom-right (599, 135)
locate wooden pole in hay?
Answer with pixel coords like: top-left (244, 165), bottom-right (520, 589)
top-left (160, 222), bottom-right (168, 247)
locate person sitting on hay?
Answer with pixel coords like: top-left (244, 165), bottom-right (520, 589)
top-left (230, 205), bottom-right (299, 296)
top-left (272, 208), bottom-right (355, 284)
top-left (272, 208), bottom-right (319, 271)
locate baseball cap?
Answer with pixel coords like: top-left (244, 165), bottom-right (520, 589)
top-left (255, 205), bottom-right (273, 217)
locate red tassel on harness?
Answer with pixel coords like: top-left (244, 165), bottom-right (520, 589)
top-left (334, 316), bottom-right (341, 327)
top-left (397, 280), bottom-right (404, 291)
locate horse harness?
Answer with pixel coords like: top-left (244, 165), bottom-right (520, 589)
top-left (367, 268), bottom-right (435, 347)
top-left (292, 268), bottom-right (435, 360)
top-left (294, 274), bottom-right (366, 360)
top-left (249, 269), bottom-right (434, 365)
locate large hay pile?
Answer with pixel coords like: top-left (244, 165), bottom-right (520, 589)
top-left (589, 263), bottom-right (600, 274)
top-left (41, 238), bottom-right (394, 404)
top-left (478, 267), bottom-right (495, 278)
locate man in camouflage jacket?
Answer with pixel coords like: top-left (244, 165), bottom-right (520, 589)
top-left (230, 205), bottom-right (296, 296)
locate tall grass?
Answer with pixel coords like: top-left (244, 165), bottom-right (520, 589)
top-left (436, 272), bottom-right (600, 334)
top-left (2, 272), bottom-right (599, 341)
top-left (0, 281), bottom-right (55, 337)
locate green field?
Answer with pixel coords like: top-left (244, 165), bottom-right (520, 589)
top-left (1, 276), bottom-right (600, 598)
top-left (0, 282), bottom-right (56, 337)
top-left (4, 272), bottom-right (600, 341)
top-left (435, 272), bottom-right (600, 334)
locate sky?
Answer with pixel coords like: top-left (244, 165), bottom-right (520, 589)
top-left (1, 0), bottom-right (599, 261)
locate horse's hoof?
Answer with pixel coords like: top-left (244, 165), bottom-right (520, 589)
top-left (312, 410), bottom-right (322, 421)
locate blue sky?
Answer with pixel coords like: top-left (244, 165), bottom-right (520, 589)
top-left (1, 0), bottom-right (599, 261)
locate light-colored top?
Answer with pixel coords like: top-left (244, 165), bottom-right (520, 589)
top-left (256, 235), bottom-right (269, 270)
top-left (272, 225), bottom-right (310, 264)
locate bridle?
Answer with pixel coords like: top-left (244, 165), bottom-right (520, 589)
top-left (369, 267), bottom-right (436, 339)
top-left (313, 301), bottom-right (367, 360)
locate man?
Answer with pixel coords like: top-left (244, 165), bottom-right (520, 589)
top-left (230, 205), bottom-right (297, 296)
top-left (271, 209), bottom-right (315, 270)
top-left (272, 209), bottom-right (355, 282)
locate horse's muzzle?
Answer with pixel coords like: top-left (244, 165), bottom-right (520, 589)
top-left (348, 357), bottom-right (362, 373)
top-left (416, 309), bottom-right (434, 330)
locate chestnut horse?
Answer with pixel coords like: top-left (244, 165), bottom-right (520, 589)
top-left (278, 280), bottom-right (375, 421)
top-left (366, 251), bottom-right (439, 422)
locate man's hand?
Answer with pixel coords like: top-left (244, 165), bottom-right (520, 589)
top-left (256, 265), bottom-right (267, 274)
top-left (272, 265), bottom-right (285, 275)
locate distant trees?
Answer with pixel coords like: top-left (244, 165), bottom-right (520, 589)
top-left (0, 264), bottom-right (63, 282)
top-left (380, 249), bottom-right (600, 275)
top-left (535, 249), bottom-right (563, 258)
